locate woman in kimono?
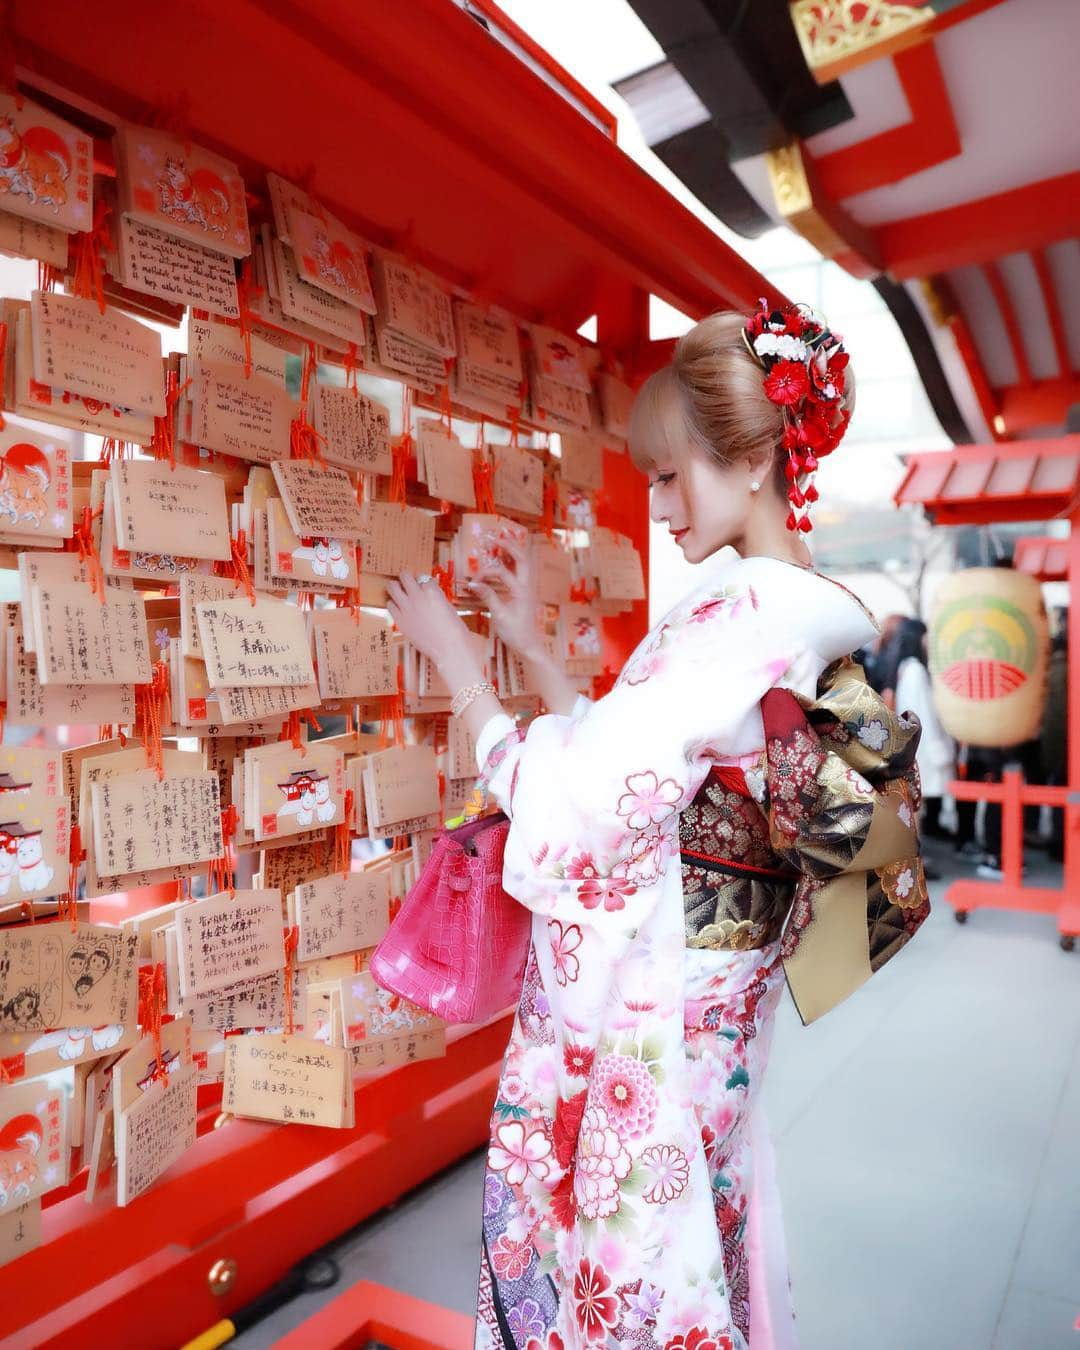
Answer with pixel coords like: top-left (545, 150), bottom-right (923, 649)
top-left (387, 304), bottom-right (930, 1349)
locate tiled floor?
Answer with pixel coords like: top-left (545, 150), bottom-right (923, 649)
top-left (235, 842), bottom-right (1080, 1348)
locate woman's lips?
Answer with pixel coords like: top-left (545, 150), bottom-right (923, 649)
top-left (671, 528), bottom-right (689, 543)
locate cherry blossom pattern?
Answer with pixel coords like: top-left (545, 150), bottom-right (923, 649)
top-left (578, 871), bottom-right (637, 912)
top-left (488, 1119), bottom-right (553, 1186)
top-left (548, 920), bottom-right (583, 987)
top-left (639, 1143), bottom-right (690, 1204)
top-left (574, 1104), bottom-right (632, 1220)
top-left (573, 1258), bottom-right (620, 1342)
top-left (593, 1052), bottom-right (659, 1140)
top-left (617, 770), bottom-right (683, 830)
top-left (507, 1297), bottom-right (546, 1341)
top-left (491, 1233), bottom-right (534, 1282)
top-left (855, 717), bottom-right (889, 751)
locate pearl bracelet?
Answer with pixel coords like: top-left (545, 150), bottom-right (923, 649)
top-left (450, 679), bottom-right (497, 717)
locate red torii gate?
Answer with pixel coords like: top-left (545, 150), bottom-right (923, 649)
top-left (894, 437), bottom-right (1080, 949)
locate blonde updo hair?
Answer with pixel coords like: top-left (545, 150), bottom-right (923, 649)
top-left (628, 311), bottom-right (855, 498)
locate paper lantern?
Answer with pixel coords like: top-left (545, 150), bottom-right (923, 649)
top-left (929, 568), bottom-right (1049, 748)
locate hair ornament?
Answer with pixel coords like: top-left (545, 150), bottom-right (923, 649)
top-left (742, 299), bottom-right (850, 533)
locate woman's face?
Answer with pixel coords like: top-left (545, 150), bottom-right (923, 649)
top-left (647, 446), bottom-right (756, 565)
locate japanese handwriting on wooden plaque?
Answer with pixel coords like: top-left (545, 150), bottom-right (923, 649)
top-left (31, 289), bottom-right (165, 417)
top-left (190, 359), bottom-right (294, 464)
top-left (181, 969), bottom-right (286, 1033)
top-left (175, 889), bottom-right (284, 999)
top-left (196, 597), bottom-right (316, 689)
top-left (0, 424), bottom-right (73, 542)
top-left (313, 384), bottom-right (391, 475)
top-left (110, 459), bottom-right (231, 561)
top-left (0, 922), bottom-right (138, 1032)
top-left (0, 210), bottom-right (67, 267)
top-left (354, 501), bottom-right (435, 578)
top-left (311, 609), bottom-right (396, 701)
top-left (5, 609), bottom-right (136, 728)
top-left (115, 1062), bottom-right (197, 1206)
top-left (453, 301), bottom-right (522, 381)
top-left (187, 317), bottom-right (285, 382)
top-left (31, 584), bottom-right (151, 686)
top-left (371, 253), bottom-right (454, 356)
top-left (13, 308), bottom-right (154, 445)
top-left (223, 1033), bottom-right (349, 1127)
top-left (362, 744), bottom-right (441, 836)
top-left (0, 1200), bottom-right (41, 1269)
top-left (294, 870), bottom-right (390, 962)
top-left (270, 459), bottom-right (365, 542)
top-left (179, 574), bottom-right (242, 659)
top-left (0, 93), bottom-right (93, 234)
top-left (91, 771), bottom-right (222, 878)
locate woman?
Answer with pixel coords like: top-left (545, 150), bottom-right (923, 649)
top-left (887, 618), bottom-right (956, 840)
top-left (387, 305), bottom-right (930, 1349)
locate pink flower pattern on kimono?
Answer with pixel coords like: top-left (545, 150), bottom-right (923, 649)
top-left (563, 1042), bottom-right (595, 1078)
top-left (617, 770), bottom-right (683, 830)
top-left (574, 1103), bottom-right (632, 1220)
top-left (594, 1053), bottom-right (659, 1140)
top-left (548, 920), bottom-right (583, 986)
top-left (488, 1119), bottom-right (553, 1186)
top-left (579, 872), bottom-right (637, 912)
top-left (492, 1233), bottom-right (535, 1281)
top-left (640, 1144), bottom-right (690, 1204)
top-left (564, 851), bottom-right (601, 881)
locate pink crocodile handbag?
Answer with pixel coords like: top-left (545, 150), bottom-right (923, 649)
top-left (368, 811), bottom-right (532, 1025)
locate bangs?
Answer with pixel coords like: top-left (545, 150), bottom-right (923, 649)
top-left (627, 366), bottom-right (691, 472)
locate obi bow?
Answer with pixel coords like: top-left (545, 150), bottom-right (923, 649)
top-left (757, 658), bottom-right (931, 1025)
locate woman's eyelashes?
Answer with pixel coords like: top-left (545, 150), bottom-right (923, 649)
top-left (652, 472), bottom-right (676, 487)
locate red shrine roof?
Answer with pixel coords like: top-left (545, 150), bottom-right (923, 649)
top-left (1013, 536), bottom-right (1071, 582)
top-left (894, 437), bottom-right (1080, 525)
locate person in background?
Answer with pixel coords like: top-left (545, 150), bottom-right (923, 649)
top-left (864, 611), bottom-right (905, 700)
top-left (890, 618), bottom-right (955, 841)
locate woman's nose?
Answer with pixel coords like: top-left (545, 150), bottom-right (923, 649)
top-left (649, 490), bottom-right (667, 525)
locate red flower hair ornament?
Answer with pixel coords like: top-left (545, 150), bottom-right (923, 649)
top-left (743, 299), bottom-right (850, 533)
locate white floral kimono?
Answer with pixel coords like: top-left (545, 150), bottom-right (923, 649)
top-left (471, 550), bottom-right (915, 1350)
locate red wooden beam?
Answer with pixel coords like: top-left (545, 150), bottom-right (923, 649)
top-left (947, 308), bottom-right (1002, 436)
top-left (810, 44), bottom-right (960, 201)
top-left (999, 377), bottom-right (1080, 434)
top-left (985, 261), bottom-right (1032, 387)
top-left (1032, 247), bottom-right (1074, 380)
top-left (879, 172), bottom-right (1080, 278)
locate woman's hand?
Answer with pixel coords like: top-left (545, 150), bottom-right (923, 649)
top-left (386, 572), bottom-right (482, 688)
top-left (467, 533), bottom-right (544, 660)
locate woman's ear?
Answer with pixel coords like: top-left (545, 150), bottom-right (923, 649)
top-left (744, 445), bottom-right (774, 487)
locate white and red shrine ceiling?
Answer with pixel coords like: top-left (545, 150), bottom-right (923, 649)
top-left (616, 0), bottom-right (1079, 445)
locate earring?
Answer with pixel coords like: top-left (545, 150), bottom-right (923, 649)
top-left (750, 480), bottom-right (761, 493)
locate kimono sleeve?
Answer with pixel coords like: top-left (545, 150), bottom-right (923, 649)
top-left (476, 603), bottom-right (795, 935)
